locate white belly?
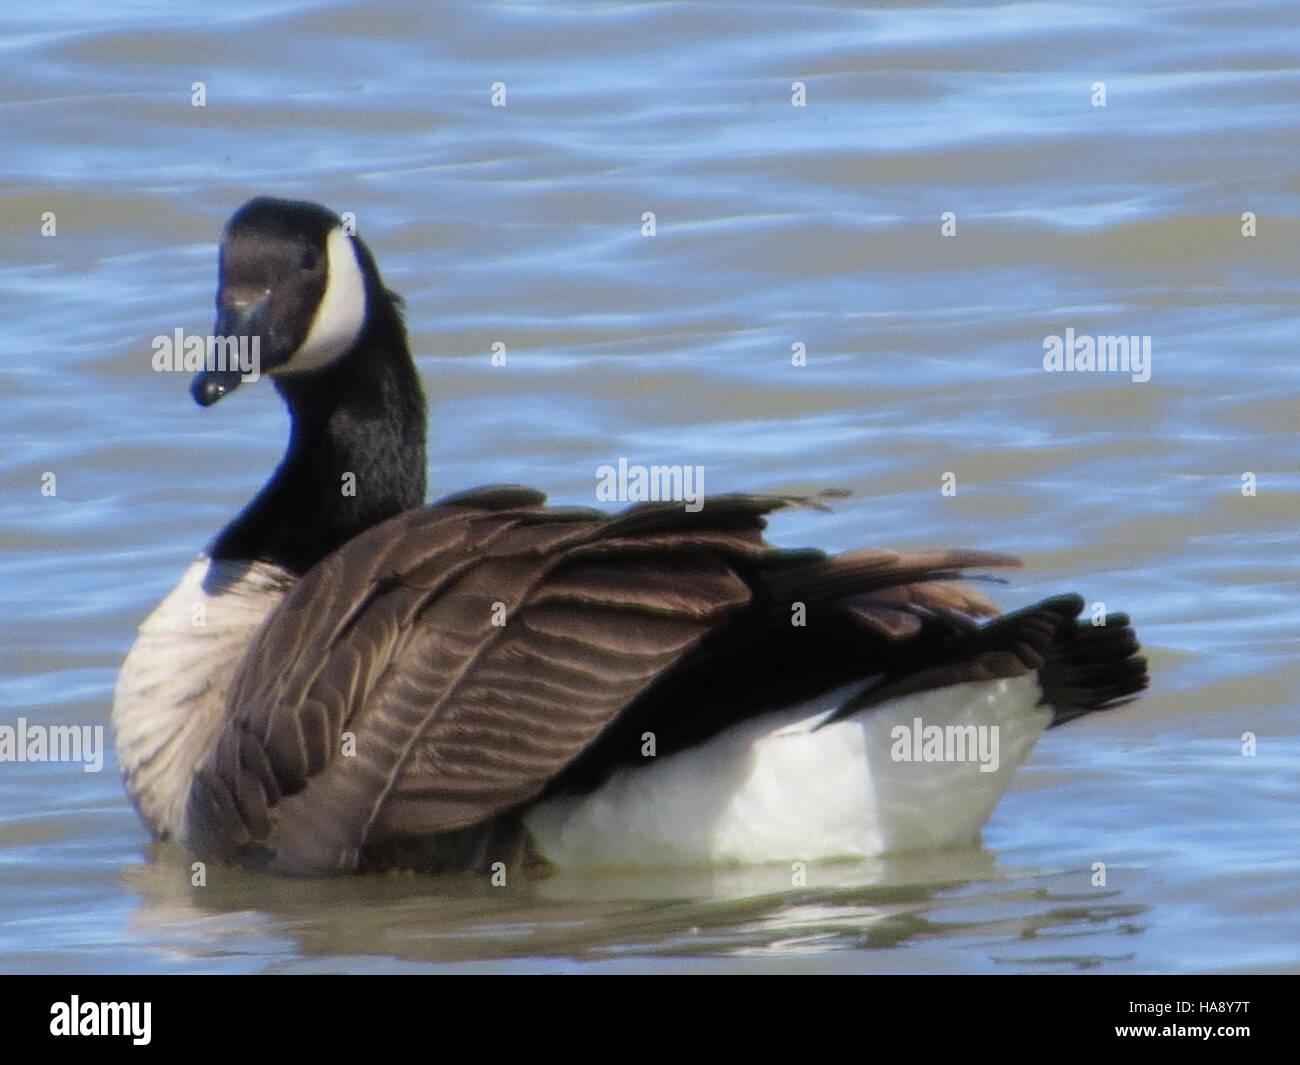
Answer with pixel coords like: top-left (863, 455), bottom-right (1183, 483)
top-left (524, 675), bottom-right (1052, 867)
top-left (112, 557), bottom-right (292, 840)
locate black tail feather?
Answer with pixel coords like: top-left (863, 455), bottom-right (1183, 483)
top-left (830, 594), bottom-right (1148, 727)
top-left (1039, 611), bottom-right (1149, 727)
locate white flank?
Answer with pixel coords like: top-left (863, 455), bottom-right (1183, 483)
top-left (281, 226), bottom-right (367, 373)
top-left (524, 675), bottom-right (1052, 867)
top-left (111, 557), bottom-right (293, 840)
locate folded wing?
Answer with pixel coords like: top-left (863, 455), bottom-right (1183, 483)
top-left (186, 488), bottom-right (1020, 874)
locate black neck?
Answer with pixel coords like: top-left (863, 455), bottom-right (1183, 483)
top-left (209, 294), bottom-right (427, 575)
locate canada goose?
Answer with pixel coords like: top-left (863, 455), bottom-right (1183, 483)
top-left (112, 197), bottom-right (1149, 877)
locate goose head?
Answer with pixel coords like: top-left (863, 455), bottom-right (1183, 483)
top-left (193, 197), bottom-right (372, 406)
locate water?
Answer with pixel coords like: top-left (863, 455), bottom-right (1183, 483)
top-left (1, 0), bottom-right (1297, 974)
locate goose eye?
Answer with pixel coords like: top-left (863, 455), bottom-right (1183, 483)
top-left (300, 248), bottom-right (318, 271)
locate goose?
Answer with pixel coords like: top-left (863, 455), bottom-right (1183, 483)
top-left (112, 197), bottom-right (1149, 877)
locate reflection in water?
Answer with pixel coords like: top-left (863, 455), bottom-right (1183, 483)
top-left (119, 843), bottom-right (1145, 969)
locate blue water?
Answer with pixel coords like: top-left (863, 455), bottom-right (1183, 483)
top-left (0, 0), bottom-right (1297, 973)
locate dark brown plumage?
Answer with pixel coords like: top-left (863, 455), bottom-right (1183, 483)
top-left (185, 487), bottom-right (1145, 875)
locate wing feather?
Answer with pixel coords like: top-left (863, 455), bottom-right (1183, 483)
top-left (185, 490), bottom-right (1022, 874)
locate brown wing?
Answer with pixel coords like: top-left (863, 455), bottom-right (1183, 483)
top-left (185, 487), bottom-right (1020, 874)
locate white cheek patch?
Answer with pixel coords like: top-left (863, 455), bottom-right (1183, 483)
top-left (280, 226), bottom-right (367, 373)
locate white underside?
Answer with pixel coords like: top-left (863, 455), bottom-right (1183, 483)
top-left (524, 675), bottom-right (1052, 868)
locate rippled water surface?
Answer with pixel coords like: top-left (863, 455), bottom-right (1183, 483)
top-left (1, 0), bottom-right (1297, 973)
